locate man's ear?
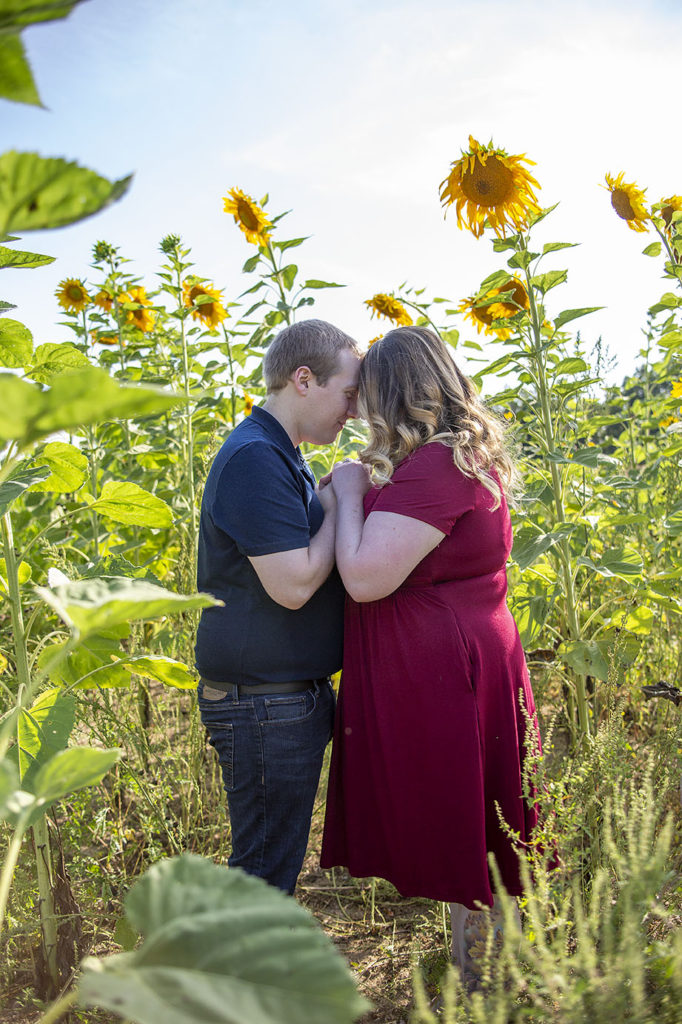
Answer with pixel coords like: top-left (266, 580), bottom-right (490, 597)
top-left (292, 365), bottom-right (312, 395)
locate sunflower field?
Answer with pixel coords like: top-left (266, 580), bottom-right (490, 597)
top-left (3, 4), bottom-right (682, 1024)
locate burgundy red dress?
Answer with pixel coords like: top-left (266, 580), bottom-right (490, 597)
top-left (320, 441), bottom-right (538, 909)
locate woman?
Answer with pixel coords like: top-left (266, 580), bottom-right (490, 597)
top-left (320, 326), bottom-right (539, 982)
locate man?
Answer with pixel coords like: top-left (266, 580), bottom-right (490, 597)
top-left (195, 319), bottom-right (361, 894)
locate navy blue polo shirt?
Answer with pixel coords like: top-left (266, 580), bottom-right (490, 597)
top-left (194, 405), bottom-right (345, 685)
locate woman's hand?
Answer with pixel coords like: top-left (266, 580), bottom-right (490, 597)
top-left (331, 460), bottom-right (372, 499)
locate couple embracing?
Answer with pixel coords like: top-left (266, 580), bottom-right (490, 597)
top-left (194, 319), bottom-right (538, 982)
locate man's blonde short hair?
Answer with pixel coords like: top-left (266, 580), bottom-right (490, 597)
top-left (263, 319), bottom-right (360, 393)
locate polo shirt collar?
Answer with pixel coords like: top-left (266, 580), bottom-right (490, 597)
top-left (250, 404), bottom-right (300, 456)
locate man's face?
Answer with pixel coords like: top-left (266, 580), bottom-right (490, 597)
top-left (302, 347), bottom-right (361, 445)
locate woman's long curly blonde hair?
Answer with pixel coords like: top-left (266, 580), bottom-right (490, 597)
top-left (358, 326), bottom-right (517, 508)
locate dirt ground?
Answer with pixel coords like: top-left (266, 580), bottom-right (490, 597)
top-left (297, 786), bottom-right (448, 1024)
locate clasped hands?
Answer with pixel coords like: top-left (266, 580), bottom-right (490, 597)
top-left (317, 459), bottom-right (372, 510)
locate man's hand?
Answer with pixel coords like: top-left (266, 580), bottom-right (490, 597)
top-left (317, 478), bottom-right (337, 514)
top-left (331, 460), bottom-right (373, 499)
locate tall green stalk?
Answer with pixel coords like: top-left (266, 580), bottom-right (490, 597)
top-left (520, 243), bottom-right (591, 741)
top-left (1, 513), bottom-right (60, 989)
top-left (174, 263), bottom-right (198, 565)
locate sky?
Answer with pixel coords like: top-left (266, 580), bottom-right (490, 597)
top-left (3, 0), bottom-right (682, 388)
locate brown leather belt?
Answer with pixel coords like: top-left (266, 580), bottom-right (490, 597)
top-left (200, 676), bottom-right (328, 697)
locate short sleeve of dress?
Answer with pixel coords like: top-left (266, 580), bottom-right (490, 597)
top-left (369, 442), bottom-right (477, 535)
top-left (209, 442), bottom-right (311, 556)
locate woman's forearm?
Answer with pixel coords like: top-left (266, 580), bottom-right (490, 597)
top-left (335, 493), bottom-right (370, 598)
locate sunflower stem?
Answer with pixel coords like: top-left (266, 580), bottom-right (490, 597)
top-left (518, 235), bottom-right (590, 743)
top-left (174, 263), bottom-right (198, 575)
top-left (81, 310), bottom-right (100, 559)
top-left (265, 242), bottom-right (292, 325)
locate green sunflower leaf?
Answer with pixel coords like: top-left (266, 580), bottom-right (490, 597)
top-left (0, 317), bottom-right (32, 367)
top-left (79, 854), bottom-right (371, 1024)
top-left (512, 529), bottom-right (565, 571)
top-left (0, 461), bottom-right (50, 515)
top-left (0, 1), bottom-right (88, 32)
top-left (279, 264), bottom-right (298, 291)
top-left (551, 357), bottom-right (588, 377)
top-left (38, 629), bottom-right (133, 690)
top-left (611, 606), bottom-right (655, 636)
top-left (553, 307), bottom-right (603, 330)
top-left (0, 367), bottom-right (181, 449)
top-left (35, 576), bottom-right (220, 639)
top-left (530, 270), bottom-right (568, 295)
top-left (559, 640), bottom-right (609, 681)
top-left (0, 152), bottom-right (132, 235)
top-left (658, 330), bottom-right (682, 350)
top-left (274, 237), bottom-right (309, 251)
top-left (303, 280), bottom-right (345, 289)
top-left (29, 440), bottom-right (88, 493)
top-left (542, 242), bottom-right (578, 254)
top-left (30, 746), bottom-right (121, 812)
top-left (642, 242), bottom-right (662, 257)
top-left (89, 481), bottom-right (173, 528)
top-left (10, 687), bottom-right (76, 789)
top-left (26, 341), bottom-right (90, 383)
top-left (0, 32), bottom-right (41, 106)
top-left (0, 243), bottom-right (54, 269)
top-left (124, 655), bottom-right (197, 690)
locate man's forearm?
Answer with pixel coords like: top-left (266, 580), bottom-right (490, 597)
top-left (248, 505), bottom-right (337, 610)
top-left (292, 504), bottom-right (337, 607)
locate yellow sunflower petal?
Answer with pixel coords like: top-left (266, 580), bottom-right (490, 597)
top-left (182, 279), bottom-right (229, 329)
top-left (223, 187), bottom-right (272, 247)
top-left (604, 172), bottom-right (649, 232)
top-left (440, 136), bottom-right (541, 238)
top-left (56, 278), bottom-right (90, 313)
top-left (364, 293), bottom-right (413, 326)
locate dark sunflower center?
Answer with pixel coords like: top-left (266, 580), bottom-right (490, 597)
top-left (661, 205), bottom-right (673, 228)
top-left (237, 200), bottom-right (260, 231)
top-left (611, 189), bottom-right (635, 221)
top-left (472, 303), bottom-right (494, 326)
top-left (496, 281), bottom-right (529, 313)
top-left (67, 285), bottom-right (83, 301)
top-left (461, 155), bottom-right (514, 208)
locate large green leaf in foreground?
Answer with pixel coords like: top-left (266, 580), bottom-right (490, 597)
top-left (0, 367), bottom-right (181, 449)
top-left (79, 855), bottom-right (370, 1024)
top-left (0, 151), bottom-right (131, 234)
top-left (36, 576), bottom-right (219, 639)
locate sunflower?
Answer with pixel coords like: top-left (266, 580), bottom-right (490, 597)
top-left (660, 415), bottom-right (678, 429)
top-left (604, 173), bottom-right (649, 232)
top-left (182, 279), bottom-right (228, 329)
top-left (93, 288), bottom-right (114, 312)
top-left (459, 276), bottom-right (529, 340)
top-left (656, 195), bottom-right (682, 231)
top-left (367, 335), bottom-right (384, 348)
top-left (56, 278), bottom-right (90, 313)
top-left (671, 379), bottom-right (682, 399)
top-left (90, 330), bottom-right (118, 346)
top-left (440, 135), bottom-right (541, 239)
top-left (243, 392), bottom-right (254, 416)
top-left (223, 188), bottom-right (272, 247)
top-left (119, 286), bottom-right (155, 333)
top-left (365, 293), bottom-right (413, 326)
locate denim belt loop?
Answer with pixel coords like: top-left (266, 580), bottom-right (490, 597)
top-left (231, 683), bottom-right (240, 701)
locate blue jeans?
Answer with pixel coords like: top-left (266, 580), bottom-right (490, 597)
top-left (198, 679), bottom-right (335, 894)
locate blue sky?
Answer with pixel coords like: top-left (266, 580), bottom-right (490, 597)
top-left (4, 0), bottom-right (682, 385)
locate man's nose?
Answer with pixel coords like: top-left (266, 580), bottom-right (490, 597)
top-left (347, 395), bottom-right (358, 418)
